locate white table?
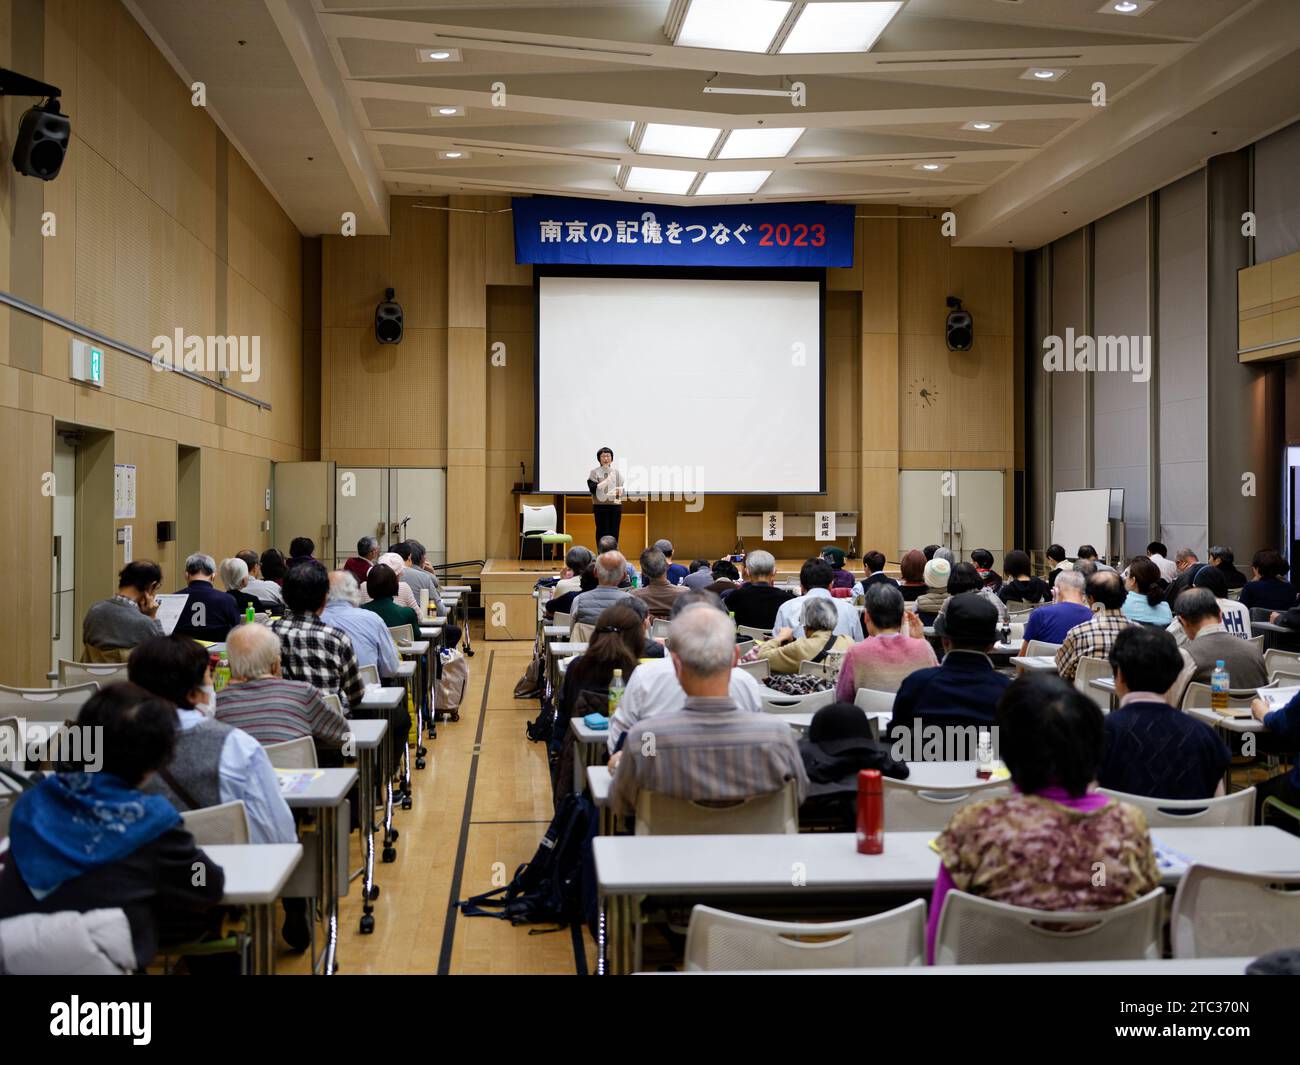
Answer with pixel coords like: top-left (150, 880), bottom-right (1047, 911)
top-left (595, 826), bottom-right (1300, 974)
top-left (777, 709), bottom-right (892, 737)
top-left (203, 843), bottom-right (303, 975)
top-left (1010, 655), bottom-right (1057, 672)
top-left (902, 760), bottom-right (1008, 790)
top-left (587, 765), bottom-right (615, 836)
top-left (570, 716), bottom-right (609, 794)
top-left (359, 684), bottom-right (406, 861)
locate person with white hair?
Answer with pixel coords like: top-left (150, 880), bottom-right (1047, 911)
top-left (218, 556), bottom-right (262, 618)
top-left (570, 550), bottom-right (632, 625)
top-left (608, 602), bottom-right (807, 817)
top-left (755, 596), bottom-right (853, 674)
top-left (321, 570), bottom-right (401, 677)
top-left (172, 552), bottom-right (241, 642)
top-left (214, 622), bottom-right (349, 755)
top-left (723, 549), bottom-right (793, 630)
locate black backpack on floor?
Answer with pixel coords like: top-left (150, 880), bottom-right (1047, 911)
top-left (459, 793), bottom-right (596, 929)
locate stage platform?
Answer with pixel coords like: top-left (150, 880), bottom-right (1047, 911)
top-left (479, 557), bottom-right (886, 640)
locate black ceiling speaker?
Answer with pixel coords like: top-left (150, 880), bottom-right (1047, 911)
top-left (375, 287), bottom-right (403, 344)
top-left (0, 68), bottom-right (70, 181)
top-left (945, 296), bottom-right (973, 351)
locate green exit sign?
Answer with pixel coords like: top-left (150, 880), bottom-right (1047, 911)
top-left (70, 338), bottom-right (104, 388)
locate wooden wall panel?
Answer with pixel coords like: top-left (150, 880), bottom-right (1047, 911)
top-left (0, 407), bottom-right (52, 685)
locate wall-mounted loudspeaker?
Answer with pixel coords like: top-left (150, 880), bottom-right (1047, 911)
top-left (0, 69), bottom-right (71, 181)
top-left (157, 520), bottom-right (176, 543)
top-left (376, 287), bottom-right (403, 345)
top-left (945, 296), bottom-right (973, 351)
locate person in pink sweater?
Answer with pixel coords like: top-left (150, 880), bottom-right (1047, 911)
top-left (835, 582), bottom-right (937, 700)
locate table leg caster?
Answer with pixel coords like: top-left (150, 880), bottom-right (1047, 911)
top-left (367, 884), bottom-right (380, 901)
top-left (359, 914), bottom-right (375, 935)
top-left (416, 758), bottom-right (426, 770)
top-left (382, 846), bottom-right (397, 863)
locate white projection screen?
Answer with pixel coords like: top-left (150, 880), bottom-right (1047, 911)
top-left (535, 274), bottom-right (824, 494)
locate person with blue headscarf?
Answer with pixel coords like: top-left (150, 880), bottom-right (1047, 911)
top-left (0, 683), bottom-right (225, 970)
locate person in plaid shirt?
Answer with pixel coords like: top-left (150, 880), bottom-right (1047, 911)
top-left (269, 558), bottom-right (365, 712)
top-left (1055, 570), bottom-right (1130, 680)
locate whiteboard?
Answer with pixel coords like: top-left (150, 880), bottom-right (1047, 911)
top-left (1052, 489), bottom-right (1112, 557)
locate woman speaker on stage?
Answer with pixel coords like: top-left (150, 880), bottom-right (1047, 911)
top-left (587, 446), bottom-right (624, 544)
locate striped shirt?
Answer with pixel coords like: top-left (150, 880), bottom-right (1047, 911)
top-left (610, 696), bottom-right (808, 817)
top-left (214, 677), bottom-right (349, 747)
top-left (1055, 608), bottom-right (1130, 680)
top-left (268, 611), bottom-right (365, 712)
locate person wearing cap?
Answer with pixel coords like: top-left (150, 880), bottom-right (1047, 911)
top-left (797, 701), bottom-right (909, 830)
top-left (653, 538), bottom-right (689, 586)
top-left (889, 594), bottom-right (1012, 737)
top-left (820, 546), bottom-right (856, 592)
top-left (914, 556), bottom-right (951, 622)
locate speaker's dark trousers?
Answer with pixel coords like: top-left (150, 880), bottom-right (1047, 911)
top-left (593, 503), bottom-right (622, 546)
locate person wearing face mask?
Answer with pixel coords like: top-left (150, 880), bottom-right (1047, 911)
top-left (587, 446), bottom-right (624, 545)
top-left (126, 634), bottom-right (305, 949)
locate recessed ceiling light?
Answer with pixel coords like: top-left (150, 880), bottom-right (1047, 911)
top-left (418, 47), bottom-right (461, 62)
top-left (1021, 67), bottom-right (1067, 81)
top-left (779, 2), bottom-right (902, 54)
top-left (963, 120), bottom-right (1002, 132)
top-left (696, 170), bottom-right (772, 195)
top-left (675, 0), bottom-right (792, 53)
top-left (914, 162), bottom-right (947, 172)
top-left (718, 127), bottom-right (805, 158)
top-left (625, 166), bottom-right (697, 195)
top-left (637, 123), bottom-right (723, 159)
top-left (1100, 0), bottom-right (1155, 13)
top-left (430, 105), bottom-right (464, 117)
top-left (438, 150), bottom-right (469, 160)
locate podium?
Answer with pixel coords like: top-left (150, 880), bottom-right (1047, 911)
top-left (563, 495), bottom-right (647, 554)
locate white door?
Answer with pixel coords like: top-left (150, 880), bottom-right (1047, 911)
top-left (52, 437), bottom-right (76, 669)
top-left (336, 468), bottom-right (388, 567)
top-left (898, 470), bottom-right (949, 557)
top-left (954, 470), bottom-right (1005, 568)
top-left (272, 461), bottom-right (336, 565)
top-left (390, 468), bottom-right (447, 566)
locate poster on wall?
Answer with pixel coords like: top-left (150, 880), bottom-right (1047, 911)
top-left (114, 464), bottom-right (137, 520)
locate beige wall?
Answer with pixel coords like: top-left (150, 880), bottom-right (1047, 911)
top-left (0, 0), bottom-right (305, 683)
top-left (320, 197), bottom-right (1017, 564)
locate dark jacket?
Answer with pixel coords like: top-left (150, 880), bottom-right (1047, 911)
top-left (1098, 700), bottom-right (1230, 800)
top-left (1240, 579), bottom-right (1297, 613)
top-left (797, 736), bottom-right (909, 829)
top-left (890, 650), bottom-right (1012, 734)
top-left (172, 580), bottom-right (242, 642)
top-left (724, 582), bottom-right (795, 631)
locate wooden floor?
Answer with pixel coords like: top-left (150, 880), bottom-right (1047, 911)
top-left (282, 629), bottom-right (597, 975)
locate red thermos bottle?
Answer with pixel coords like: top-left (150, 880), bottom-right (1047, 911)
top-left (857, 769), bottom-right (883, 854)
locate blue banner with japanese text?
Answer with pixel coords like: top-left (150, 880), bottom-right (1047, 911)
top-left (513, 196), bottom-right (855, 268)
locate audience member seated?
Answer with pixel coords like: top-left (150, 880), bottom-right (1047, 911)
top-left (370, 552), bottom-right (423, 615)
top-left (859, 550), bottom-right (894, 593)
top-left (1250, 688), bottom-right (1300, 823)
top-left (835, 583), bottom-right (936, 698)
top-left (1163, 547), bottom-right (1203, 605)
top-left (546, 564), bottom-right (596, 620)
top-left (256, 548), bottom-right (288, 600)
top-left (898, 548), bottom-right (928, 602)
top-left (608, 605), bottom-right (807, 816)
top-left (270, 559), bottom-right (365, 713)
top-left (321, 571), bottom-right (400, 678)
top-left (82, 560), bottom-right (164, 663)
top-left (1045, 543), bottom-right (1068, 586)
top-left (797, 702), bottom-right (909, 830)
top-left (1209, 544), bottom-right (1248, 590)
top-left (1120, 556), bottom-right (1173, 626)
top-left (1175, 587), bottom-right (1268, 687)
top-left (771, 558), bottom-right (864, 640)
top-left (344, 536), bottom-right (379, 589)
top-left (1166, 565), bottom-right (1251, 645)
top-left (915, 557), bottom-right (951, 620)
top-left (755, 597), bottom-right (853, 674)
top-left (922, 544), bottom-right (940, 561)
top-left (552, 604), bottom-right (644, 802)
top-left (215, 622), bottom-right (349, 762)
top-left (553, 546), bottom-right (593, 599)
top-left (927, 674), bottom-right (1160, 963)
top-left (938, 561), bottom-right (1009, 622)
top-left (682, 559), bottom-right (715, 590)
top-left (1141, 540), bottom-right (1178, 584)
top-left (171, 553), bottom-right (241, 643)
top-left (218, 557), bottom-right (263, 618)
top-left (237, 550), bottom-right (285, 614)
top-left (1076, 544), bottom-right (1115, 572)
top-left (820, 546), bottom-right (856, 591)
top-left (971, 547), bottom-right (1003, 594)
top-left (1056, 570), bottom-right (1130, 681)
top-left (705, 559), bottom-right (741, 597)
top-left (624, 596), bottom-right (664, 658)
top-left (361, 563), bottom-right (422, 638)
top-left (1240, 548), bottom-right (1298, 613)
top-left (1097, 625), bottom-right (1229, 799)
top-left (891, 595), bottom-right (1011, 735)
top-left (396, 539), bottom-right (441, 613)
top-left (608, 592), bottom-right (766, 754)
top-left (722, 549), bottom-right (793, 631)
top-left (1019, 572), bottom-right (1092, 652)
top-left (572, 551), bottom-right (633, 625)
top-left (998, 550), bottom-right (1050, 605)
top-left (655, 538), bottom-right (689, 586)
top-left (288, 537), bottom-right (315, 563)
top-left (631, 547), bottom-right (683, 620)
top-left (598, 535), bottom-right (637, 586)
top-left (0, 683), bottom-right (226, 971)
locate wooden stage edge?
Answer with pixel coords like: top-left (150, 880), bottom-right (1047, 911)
top-left (479, 557), bottom-right (884, 641)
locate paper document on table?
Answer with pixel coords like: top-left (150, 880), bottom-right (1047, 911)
top-left (275, 769), bottom-right (324, 795)
top-left (1152, 840), bottom-right (1193, 875)
top-left (1261, 687), bottom-right (1300, 713)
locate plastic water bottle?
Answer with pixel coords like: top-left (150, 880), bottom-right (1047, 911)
top-left (607, 668), bottom-right (624, 718)
top-left (214, 652), bottom-right (231, 693)
top-left (245, 603), bottom-right (255, 624)
top-left (630, 572), bottom-right (639, 589)
top-left (1211, 660), bottom-right (1229, 713)
top-left (976, 729), bottom-right (995, 779)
